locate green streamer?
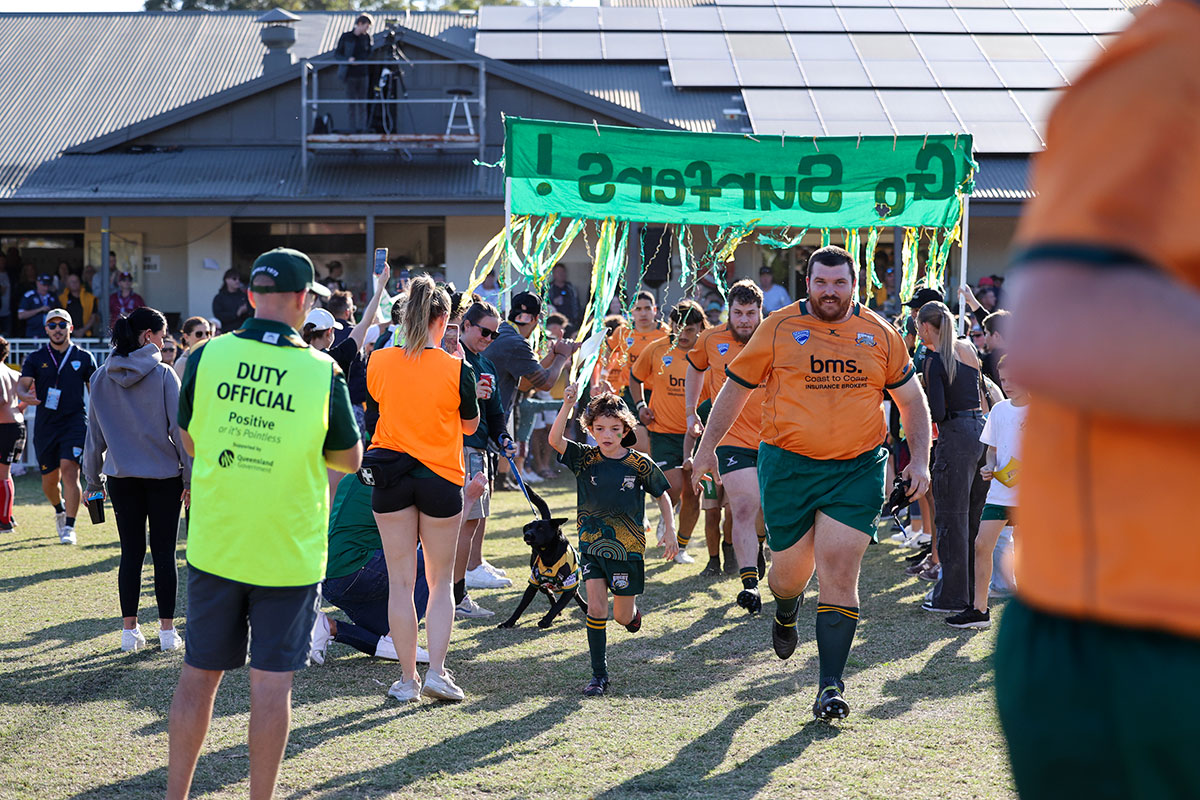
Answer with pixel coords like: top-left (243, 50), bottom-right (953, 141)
top-left (820, 229), bottom-right (831, 247)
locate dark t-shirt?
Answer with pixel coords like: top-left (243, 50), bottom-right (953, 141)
top-left (923, 350), bottom-right (981, 423)
top-left (483, 321), bottom-right (543, 423)
top-left (325, 476), bottom-right (381, 580)
top-left (21, 343), bottom-right (96, 425)
top-left (19, 291), bottom-right (58, 338)
top-left (463, 349), bottom-right (505, 450)
top-left (558, 440), bottom-right (669, 562)
top-left (336, 31), bottom-right (372, 79)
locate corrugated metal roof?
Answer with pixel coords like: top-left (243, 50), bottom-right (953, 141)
top-left (0, 11), bottom-right (476, 199)
top-left (520, 64), bottom-right (739, 133)
top-left (10, 148), bottom-right (502, 201)
top-left (973, 156), bottom-right (1032, 200)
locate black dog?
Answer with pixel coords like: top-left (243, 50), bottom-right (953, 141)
top-left (497, 485), bottom-right (588, 629)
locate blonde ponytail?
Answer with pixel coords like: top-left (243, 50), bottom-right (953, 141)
top-left (918, 300), bottom-right (957, 384)
top-left (401, 275), bottom-right (451, 357)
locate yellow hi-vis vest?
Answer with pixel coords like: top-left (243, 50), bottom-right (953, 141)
top-left (185, 330), bottom-right (334, 586)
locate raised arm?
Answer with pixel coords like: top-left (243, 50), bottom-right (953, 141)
top-left (349, 266), bottom-right (390, 351)
top-left (548, 384), bottom-right (578, 455)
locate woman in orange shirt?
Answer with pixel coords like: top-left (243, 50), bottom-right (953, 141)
top-left (367, 275), bottom-right (480, 704)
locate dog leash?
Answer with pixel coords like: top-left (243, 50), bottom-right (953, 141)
top-left (504, 454), bottom-right (542, 519)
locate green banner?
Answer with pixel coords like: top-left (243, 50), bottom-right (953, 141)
top-left (504, 117), bottom-right (975, 229)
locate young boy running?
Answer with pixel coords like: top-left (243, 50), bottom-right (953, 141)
top-left (947, 355), bottom-right (1028, 630)
top-left (549, 385), bottom-right (675, 697)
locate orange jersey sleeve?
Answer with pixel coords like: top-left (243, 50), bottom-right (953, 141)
top-left (634, 338), bottom-right (691, 434)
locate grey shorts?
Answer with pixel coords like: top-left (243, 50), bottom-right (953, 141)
top-left (183, 564), bottom-right (319, 673)
top-left (464, 446), bottom-right (491, 521)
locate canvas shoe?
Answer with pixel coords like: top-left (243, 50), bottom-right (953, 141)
top-left (59, 526), bottom-right (76, 546)
top-left (388, 677), bottom-right (422, 703)
top-left (921, 599), bottom-right (966, 614)
top-left (308, 611), bottom-right (334, 665)
top-left (455, 596), bottom-right (495, 619)
top-left (160, 628), bottom-right (183, 651)
top-left (481, 559), bottom-right (507, 577)
top-left (375, 635), bottom-right (430, 663)
top-left (464, 564), bottom-right (510, 590)
top-left (121, 627), bottom-right (146, 652)
top-left (422, 669), bottom-right (465, 701)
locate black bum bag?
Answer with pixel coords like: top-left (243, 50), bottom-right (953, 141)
top-left (357, 448), bottom-right (418, 490)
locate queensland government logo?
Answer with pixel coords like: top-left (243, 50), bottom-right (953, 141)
top-left (717, 342), bottom-right (729, 355)
top-left (792, 329), bottom-right (810, 345)
top-left (218, 449), bottom-right (236, 468)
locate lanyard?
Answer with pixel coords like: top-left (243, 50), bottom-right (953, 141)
top-left (47, 344), bottom-right (74, 387)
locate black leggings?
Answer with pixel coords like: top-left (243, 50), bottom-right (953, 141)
top-left (108, 476), bottom-right (184, 619)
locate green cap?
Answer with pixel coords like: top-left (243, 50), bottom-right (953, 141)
top-left (249, 248), bottom-right (330, 298)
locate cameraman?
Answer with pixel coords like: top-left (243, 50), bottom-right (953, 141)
top-left (336, 15), bottom-right (372, 133)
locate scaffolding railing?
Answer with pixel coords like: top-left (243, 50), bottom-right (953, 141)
top-left (300, 58), bottom-right (487, 186)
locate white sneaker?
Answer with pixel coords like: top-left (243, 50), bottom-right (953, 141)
top-left (387, 676), bottom-right (422, 703)
top-left (914, 532), bottom-right (932, 546)
top-left (121, 627), bottom-right (146, 652)
top-left (55, 511), bottom-right (66, 538)
top-left (455, 595), bottom-right (496, 619)
top-left (673, 550), bottom-right (695, 564)
top-left (309, 611), bottom-right (333, 665)
top-left (159, 628), bottom-right (183, 651)
top-left (375, 636), bottom-right (431, 664)
top-left (481, 559), bottom-right (507, 577)
top-left (59, 526), bottom-right (76, 545)
top-left (464, 564), bottom-right (511, 589)
top-left (422, 668), bottom-right (465, 701)
top-left (523, 472), bottom-right (544, 484)
top-left (889, 526), bottom-right (911, 544)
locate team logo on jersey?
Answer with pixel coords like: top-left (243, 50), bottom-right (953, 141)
top-left (663, 355), bottom-right (673, 366)
top-left (70, 361), bottom-right (80, 370)
top-left (72, 447), bottom-right (83, 458)
top-left (621, 475), bottom-right (636, 491)
top-left (612, 573), bottom-right (630, 590)
top-left (717, 343), bottom-right (730, 356)
top-left (855, 332), bottom-right (876, 347)
top-left (626, 337), bottom-right (634, 347)
top-left (793, 330), bottom-right (811, 345)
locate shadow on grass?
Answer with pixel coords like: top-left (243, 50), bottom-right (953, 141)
top-left (0, 550), bottom-right (121, 593)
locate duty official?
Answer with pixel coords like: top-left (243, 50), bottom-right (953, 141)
top-left (166, 248), bottom-right (362, 800)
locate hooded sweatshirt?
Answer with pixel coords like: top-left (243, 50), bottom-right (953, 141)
top-left (83, 343), bottom-right (190, 492)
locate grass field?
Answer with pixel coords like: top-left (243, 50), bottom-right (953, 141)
top-left (0, 472), bottom-right (1014, 799)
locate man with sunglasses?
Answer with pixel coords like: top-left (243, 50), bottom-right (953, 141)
top-left (485, 292), bottom-right (578, 426)
top-left (17, 309), bottom-right (97, 544)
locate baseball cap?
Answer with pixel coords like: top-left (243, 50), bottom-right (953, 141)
top-left (903, 287), bottom-right (944, 310)
top-left (249, 248), bottom-right (331, 298)
top-left (510, 291), bottom-right (542, 320)
top-left (37, 274), bottom-right (54, 285)
top-left (759, 266), bottom-right (773, 275)
top-left (117, 271), bottom-right (133, 281)
top-left (304, 308), bottom-right (343, 331)
top-left (45, 309), bottom-right (71, 324)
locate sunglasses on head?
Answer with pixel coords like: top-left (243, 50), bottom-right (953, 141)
top-left (471, 322), bottom-right (499, 339)
top-left (46, 322), bottom-right (69, 330)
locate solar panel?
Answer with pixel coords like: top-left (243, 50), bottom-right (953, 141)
top-left (728, 33), bottom-right (795, 60)
top-left (775, 0), bottom-right (836, 7)
top-left (838, 8), bottom-right (906, 32)
top-left (878, 89), bottom-right (959, 121)
top-left (928, 60), bottom-right (1002, 88)
top-left (475, 31), bottom-right (538, 60)
top-left (974, 34), bottom-right (1044, 60)
top-left (602, 32), bottom-right (668, 60)
top-left (1033, 35), bottom-right (1102, 61)
top-left (798, 59), bottom-right (873, 87)
top-left (990, 60), bottom-right (1066, 89)
top-left (892, 0), bottom-right (951, 7)
top-left (778, 8), bottom-right (844, 33)
top-left (946, 89), bottom-right (1024, 122)
top-left (958, 9), bottom-right (1026, 34)
top-left (598, 8), bottom-right (663, 32)
top-left (1072, 10), bottom-right (1133, 34)
top-left (967, 121), bottom-right (1042, 153)
top-left (824, 120), bottom-right (895, 135)
top-left (1014, 10), bottom-right (1087, 34)
top-left (669, 58), bottom-right (739, 87)
top-left (789, 33), bottom-right (858, 60)
top-left (892, 120), bottom-right (966, 136)
top-left (1007, 0), bottom-right (1065, 8)
top-left (742, 89), bottom-right (819, 121)
top-left (665, 32), bottom-right (730, 59)
top-left (539, 7), bottom-right (600, 31)
top-left (863, 59), bottom-right (937, 87)
top-left (896, 9), bottom-right (965, 33)
top-left (735, 58), bottom-right (805, 86)
top-left (719, 8), bottom-right (786, 32)
top-left (851, 33), bottom-right (918, 59)
top-left (477, 6), bottom-right (539, 30)
top-left (1010, 89), bottom-right (1062, 131)
top-left (753, 119), bottom-right (827, 136)
top-left (539, 32), bottom-right (603, 60)
top-left (812, 89), bottom-right (889, 121)
top-left (661, 8), bottom-right (723, 31)
top-left (913, 34), bottom-right (986, 61)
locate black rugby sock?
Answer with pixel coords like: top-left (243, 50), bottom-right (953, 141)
top-left (772, 590), bottom-right (801, 625)
top-left (740, 568), bottom-right (759, 591)
top-left (815, 603), bottom-right (859, 687)
top-left (586, 615), bottom-right (608, 679)
top-left (65, 517), bottom-right (75, 528)
top-left (53, 503), bottom-right (64, 514)
top-left (453, 580), bottom-right (466, 607)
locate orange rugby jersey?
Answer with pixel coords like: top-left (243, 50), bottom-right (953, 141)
top-left (687, 325), bottom-right (765, 451)
top-left (631, 336), bottom-right (693, 435)
top-left (1012, 0), bottom-right (1200, 637)
top-left (726, 301), bottom-right (912, 460)
top-left (368, 346), bottom-right (471, 485)
top-left (603, 323), bottom-right (669, 394)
